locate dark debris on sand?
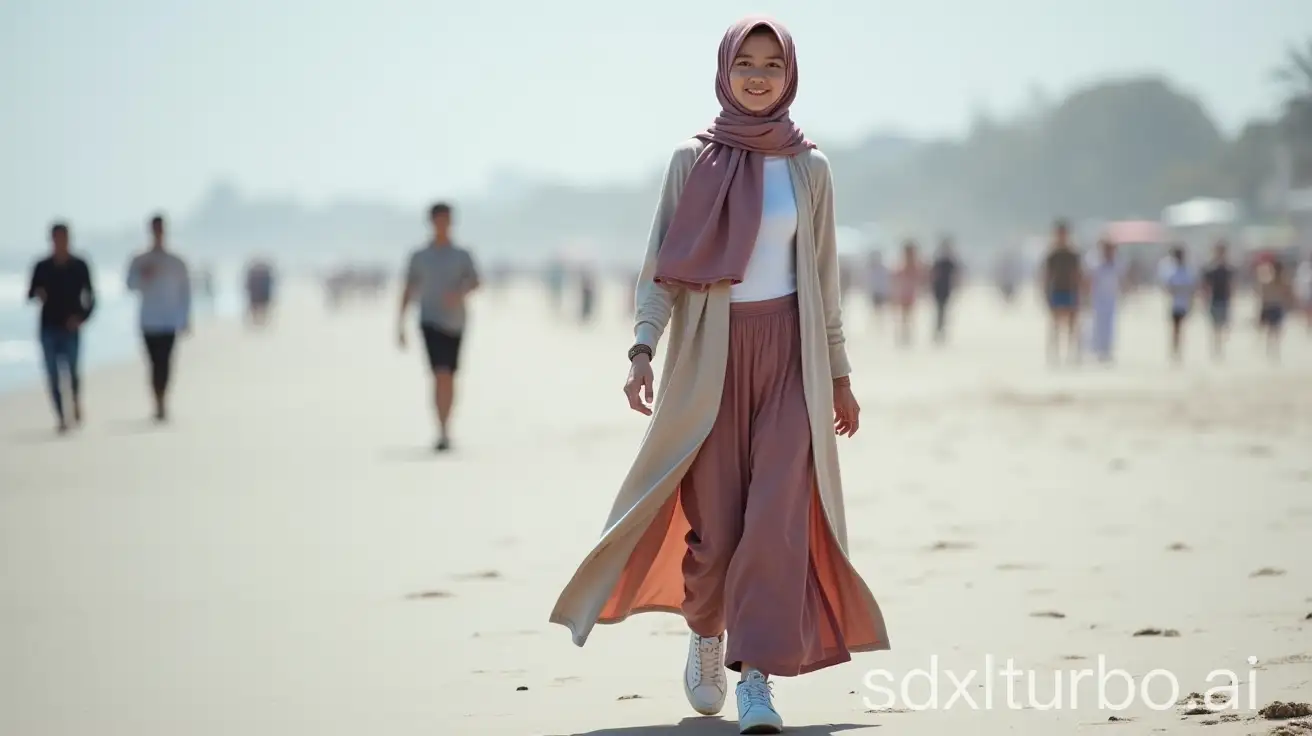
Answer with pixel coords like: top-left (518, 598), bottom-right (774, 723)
top-left (1269, 721), bottom-right (1312, 735)
top-left (1030, 611), bottom-right (1067, 619)
top-left (1261, 702), bottom-right (1312, 720)
top-left (1177, 691), bottom-right (1232, 706)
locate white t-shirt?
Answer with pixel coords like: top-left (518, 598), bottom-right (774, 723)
top-left (731, 157), bottom-right (798, 303)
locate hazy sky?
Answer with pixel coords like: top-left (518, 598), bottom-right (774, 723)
top-left (1, 0), bottom-right (1309, 247)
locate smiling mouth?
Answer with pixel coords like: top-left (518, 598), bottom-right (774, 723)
top-left (745, 88), bottom-right (771, 97)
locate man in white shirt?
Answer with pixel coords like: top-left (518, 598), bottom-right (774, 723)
top-left (1158, 245), bottom-right (1196, 363)
top-left (126, 214), bottom-right (191, 421)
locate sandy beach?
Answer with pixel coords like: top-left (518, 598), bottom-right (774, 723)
top-left (2, 281), bottom-right (1309, 736)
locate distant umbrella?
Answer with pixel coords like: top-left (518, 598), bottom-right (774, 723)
top-left (1102, 220), bottom-right (1168, 245)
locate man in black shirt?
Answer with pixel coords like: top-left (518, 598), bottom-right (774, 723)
top-left (929, 236), bottom-right (960, 344)
top-left (27, 222), bottom-right (96, 432)
top-left (1200, 240), bottom-right (1235, 361)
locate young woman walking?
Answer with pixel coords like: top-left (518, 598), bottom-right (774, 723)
top-left (893, 239), bottom-right (921, 347)
top-left (549, 17), bottom-right (889, 734)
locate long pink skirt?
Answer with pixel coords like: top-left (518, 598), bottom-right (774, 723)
top-left (597, 293), bottom-right (884, 676)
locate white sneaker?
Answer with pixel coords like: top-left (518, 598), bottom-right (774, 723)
top-left (683, 631), bottom-right (728, 715)
top-left (736, 670), bottom-right (783, 734)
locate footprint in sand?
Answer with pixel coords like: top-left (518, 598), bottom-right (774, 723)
top-left (927, 540), bottom-right (975, 552)
top-left (1264, 654), bottom-right (1312, 666)
top-left (1030, 610), bottom-right (1066, 619)
top-left (1133, 627), bottom-right (1181, 637)
top-left (406, 590), bottom-right (454, 600)
top-left (1166, 542), bottom-right (1190, 552)
top-left (1250, 567), bottom-right (1287, 578)
top-left (455, 570), bottom-right (503, 581)
top-left (996, 562), bottom-right (1043, 571)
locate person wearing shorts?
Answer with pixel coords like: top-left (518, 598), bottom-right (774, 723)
top-left (1159, 245), bottom-right (1196, 364)
top-left (398, 202), bottom-right (480, 451)
top-left (1041, 219), bottom-right (1083, 365)
top-left (1200, 241), bottom-right (1235, 360)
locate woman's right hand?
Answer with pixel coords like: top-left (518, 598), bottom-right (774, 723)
top-left (624, 355), bottom-right (655, 416)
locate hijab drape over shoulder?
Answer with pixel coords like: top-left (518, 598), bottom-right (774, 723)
top-left (652, 17), bottom-right (816, 291)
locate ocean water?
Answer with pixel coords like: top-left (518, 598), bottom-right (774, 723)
top-left (0, 265), bottom-right (243, 395)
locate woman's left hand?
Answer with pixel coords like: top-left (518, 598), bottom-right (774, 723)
top-left (833, 381), bottom-right (860, 437)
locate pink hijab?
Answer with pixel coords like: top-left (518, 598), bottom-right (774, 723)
top-left (652, 17), bottom-right (815, 290)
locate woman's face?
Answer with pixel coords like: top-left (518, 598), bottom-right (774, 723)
top-left (730, 29), bottom-right (787, 113)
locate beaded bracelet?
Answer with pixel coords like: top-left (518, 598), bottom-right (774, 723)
top-left (833, 375), bottom-right (851, 387)
top-left (628, 343), bottom-right (654, 362)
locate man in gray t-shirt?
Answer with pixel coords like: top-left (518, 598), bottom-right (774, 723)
top-left (398, 202), bottom-right (480, 452)
top-left (406, 241), bottom-right (479, 334)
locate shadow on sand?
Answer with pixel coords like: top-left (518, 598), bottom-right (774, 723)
top-left (105, 418), bottom-right (165, 435)
top-left (554, 718), bottom-right (874, 736)
top-left (3, 427), bottom-right (67, 445)
top-left (378, 445), bottom-right (445, 463)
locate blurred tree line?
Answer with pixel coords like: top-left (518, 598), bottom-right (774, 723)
top-left (469, 41), bottom-right (1312, 258)
top-left (161, 44), bottom-right (1312, 266)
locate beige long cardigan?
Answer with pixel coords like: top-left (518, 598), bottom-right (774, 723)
top-left (549, 138), bottom-right (889, 658)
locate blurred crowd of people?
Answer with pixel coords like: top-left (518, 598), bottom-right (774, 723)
top-left (835, 219), bottom-right (1312, 365)
top-left (24, 212), bottom-right (283, 432)
top-left (321, 264), bottom-right (389, 310)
